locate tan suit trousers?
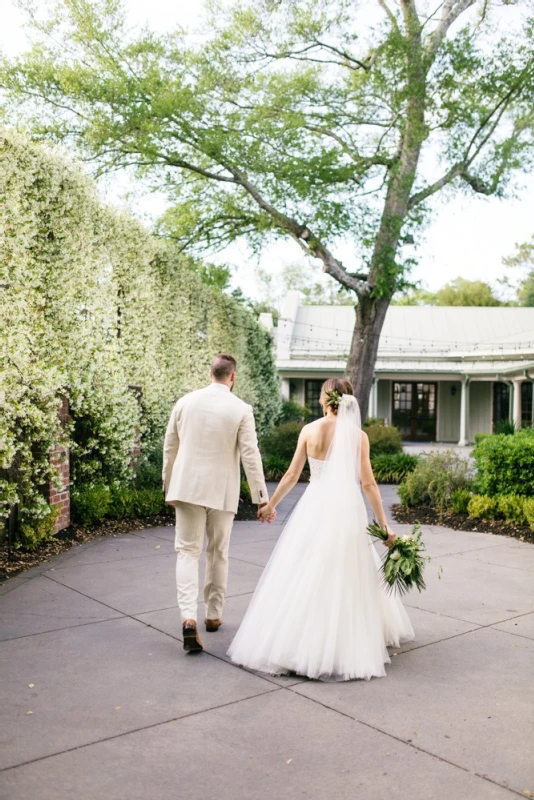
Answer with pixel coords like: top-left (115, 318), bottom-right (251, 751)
top-left (174, 501), bottom-right (234, 623)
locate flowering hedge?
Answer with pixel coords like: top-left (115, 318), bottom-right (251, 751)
top-left (0, 128), bottom-right (280, 539)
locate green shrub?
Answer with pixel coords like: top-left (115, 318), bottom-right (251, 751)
top-left (370, 453), bottom-right (419, 483)
top-left (261, 421), bottom-right (303, 462)
top-left (263, 454), bottom-right (290, 481)
top-left (398, 450), bottom-right (473, 511)
top-left (467, 494), bottom-right (499, 519)
top-left (365, 417), bottom-right (385, 427)
top-left (17, 507), bottom-right (59, 551)
top-left (135, 445), bottom-right (163, 490)
top-left (71, 485), bottom-right (111, 525)
top-left (240, 478), bottom-right (252, 501)
top-left (495, 419), bottom-right (516, 436)
top-left (72, 483), bottom-right (166, 525)
top-left (364, 423), bottom-right (402, 456)
top-left (277, 401), bottom-right (309, 424)
top-left (474, 433), bottom-right (491, 445)
top-left (107, 485), bottom-right (137, 520)
top-left (496, 495), bottom-right (527, 525)
top-left (523, 498), bottom-right (534, 531)
top-left (450, 487), bottom-right (471, 515)
top-left (134, 489), bottom-right (167, 517)
top-left (473, 428), bottom-right (534, 497)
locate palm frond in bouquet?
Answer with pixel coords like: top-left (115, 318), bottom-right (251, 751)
top-left (367, 520), bottom-right (430, 595)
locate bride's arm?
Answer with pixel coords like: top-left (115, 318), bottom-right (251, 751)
top-left (360, 431), bottom-right (397, 547)
top-left (260, 428), bottom-right (308, 516)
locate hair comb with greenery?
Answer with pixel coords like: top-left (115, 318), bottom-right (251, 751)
top-left (324, 389), bottom-right (342, 409)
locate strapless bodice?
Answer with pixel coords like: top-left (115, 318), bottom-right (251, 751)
top-left (308, 456), bottom-right (327, 481)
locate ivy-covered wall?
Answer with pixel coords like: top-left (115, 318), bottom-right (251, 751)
top-left (0, 128), bottom-right (280, 535)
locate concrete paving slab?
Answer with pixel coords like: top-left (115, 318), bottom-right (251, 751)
top-left (448, 540), bottom-right (534, 573)
top-left (492, 611), bottom-right (534, 640)
top-left (0, 576), bottom-right (122, 641)
top-left (390, 605), bottom-right (480, 653)
top-left (422, 527), bottom-right (513, 558)
top-left (0, 616), bottom-right (275, 770)
top-left (229, 539), bottom-right (278, 567)
top-left (0, 687), bottom-right (514, 800)
top-left (45, 533), bottom-right (175, 570)
top-left (134, 595), bottom-right (306, 688)
top-left (0, 576), bottom-right (31, 596)
top-left (48, 553), bottom-right (264, 616)
top-left (403, 557), bottom-right (534, 625)
top-left (294, 626), bottom-right (534, 795)
top-left (131, 525), bottom-right (175, 542)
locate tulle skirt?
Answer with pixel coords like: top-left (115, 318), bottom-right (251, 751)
top-left (227, 482), bottom-right (415, 681)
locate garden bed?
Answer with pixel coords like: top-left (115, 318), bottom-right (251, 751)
top-left (392, 504), bottom-right (534, 544)
top-left (0, 493), bottom-right (259, 584)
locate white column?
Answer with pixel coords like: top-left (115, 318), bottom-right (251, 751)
top-left (512, 379), bottom-right (523, 429)
top-left (458, 377), bottom-right (470, 446)
top-left (281, 378), bottom-right (290, 401)
top-left (371, 378), bottom-right (379, 419)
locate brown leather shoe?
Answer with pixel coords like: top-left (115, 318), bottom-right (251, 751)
top-left (182, 622), bottom-right (203, 653)
top-left (205, 618), bottom-right (222, 633)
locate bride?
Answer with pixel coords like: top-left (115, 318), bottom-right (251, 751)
top-left (228, 378), bottom-right (415, 681)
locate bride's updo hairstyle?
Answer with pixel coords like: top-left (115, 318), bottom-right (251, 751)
top-left (320, 378), bottom-right (354, 414)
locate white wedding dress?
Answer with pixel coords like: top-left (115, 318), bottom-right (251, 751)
top-left (227, 395), bottom-right (414, 681)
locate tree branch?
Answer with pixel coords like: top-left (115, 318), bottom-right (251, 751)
top-left (426, 0), bottom-right (476, 60)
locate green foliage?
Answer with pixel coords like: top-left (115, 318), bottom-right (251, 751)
top-left (2, 0), bottom-right (532, 302)
top-left (135, 445), bottom-right (163, 490)
top-left (450, 487), bottom-right (472, 515)
top-left (0, 129), bottom-right (280, 538)
top-left (18, 507), bottom-right (59, 551)
top-left (71, 484), bottom-right (166, 526)
top-left (370, 453), bottom-right (419, 484)
top-left (260, 422), bottom-right (303, 463)
top-left (71, 485), bottom-right (111, 526)
top-left (365, 423), bottom-right (403, 456)
top-left (494, 419), bottom-right (516, 436)
top-left (496, 495), bottom-right (527, 526)
top-left (467, 495), bottom-right (499, 520)
top-left (262, 454), bottom-right (289, 481)
top-left (472, 429), bottom-right (534, 497)
top-left (435, 277), bottom-right (504, 307)
top-left (523, 498), bottom-right (534, 531)
top-left (398, 450), bottom-right (473, 511)
top-left (277, 400), bottom-right (309, 424)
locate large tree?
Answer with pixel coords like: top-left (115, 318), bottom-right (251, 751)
top-left (503, 235), bottom-right (534, 305)
top-left (2, 0), bottom-right (534, 417)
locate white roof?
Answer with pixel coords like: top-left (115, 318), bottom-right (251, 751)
top-left (276, 292), bottom-right (534, 377)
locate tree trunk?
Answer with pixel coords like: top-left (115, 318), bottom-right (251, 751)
top-left (345, 295), bottom-right (390, 421)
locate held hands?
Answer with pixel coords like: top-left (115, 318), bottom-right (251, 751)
top-left (258, 502), bottom-right (277, 524)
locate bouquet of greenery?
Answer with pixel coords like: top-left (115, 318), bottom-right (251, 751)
top-left (367, 520), bottom-right (430, 595)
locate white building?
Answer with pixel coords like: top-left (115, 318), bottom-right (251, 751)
top-left (259, 291), bottom-right (534, 444)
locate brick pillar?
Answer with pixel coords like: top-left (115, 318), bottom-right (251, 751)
top-left (49, 395), bottom-right (71, 533)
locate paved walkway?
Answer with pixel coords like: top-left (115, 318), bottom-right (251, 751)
top-left (0, 485), bottom-right (533, 800)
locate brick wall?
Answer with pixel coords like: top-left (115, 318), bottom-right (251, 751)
top-left (48, 395), bottom-right (71, 533)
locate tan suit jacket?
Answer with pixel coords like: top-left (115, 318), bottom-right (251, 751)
top-left (162, 383), bottom-right (268, 514)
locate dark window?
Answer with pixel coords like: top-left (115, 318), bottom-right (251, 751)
top-left (493, 382), bottom-right (510, 430)
top-left (522, 382), bottom-right (533, 427)
top-left (392, 382), bottom-right (437, 440)
top-left (305, 380), bottom-right (326, 421)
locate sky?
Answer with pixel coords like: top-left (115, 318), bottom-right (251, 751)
top-left (2, 0), bottom-right (534, 303)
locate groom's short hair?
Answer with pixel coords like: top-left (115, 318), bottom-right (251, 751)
top-left (211, 354), bottom-right (237, 380)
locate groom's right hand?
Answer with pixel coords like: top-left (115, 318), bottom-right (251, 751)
top-left (258, 503), bottom-right (277, 524)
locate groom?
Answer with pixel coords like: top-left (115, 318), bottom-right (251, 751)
top-left (162, 354), bottom-right (274, 653)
